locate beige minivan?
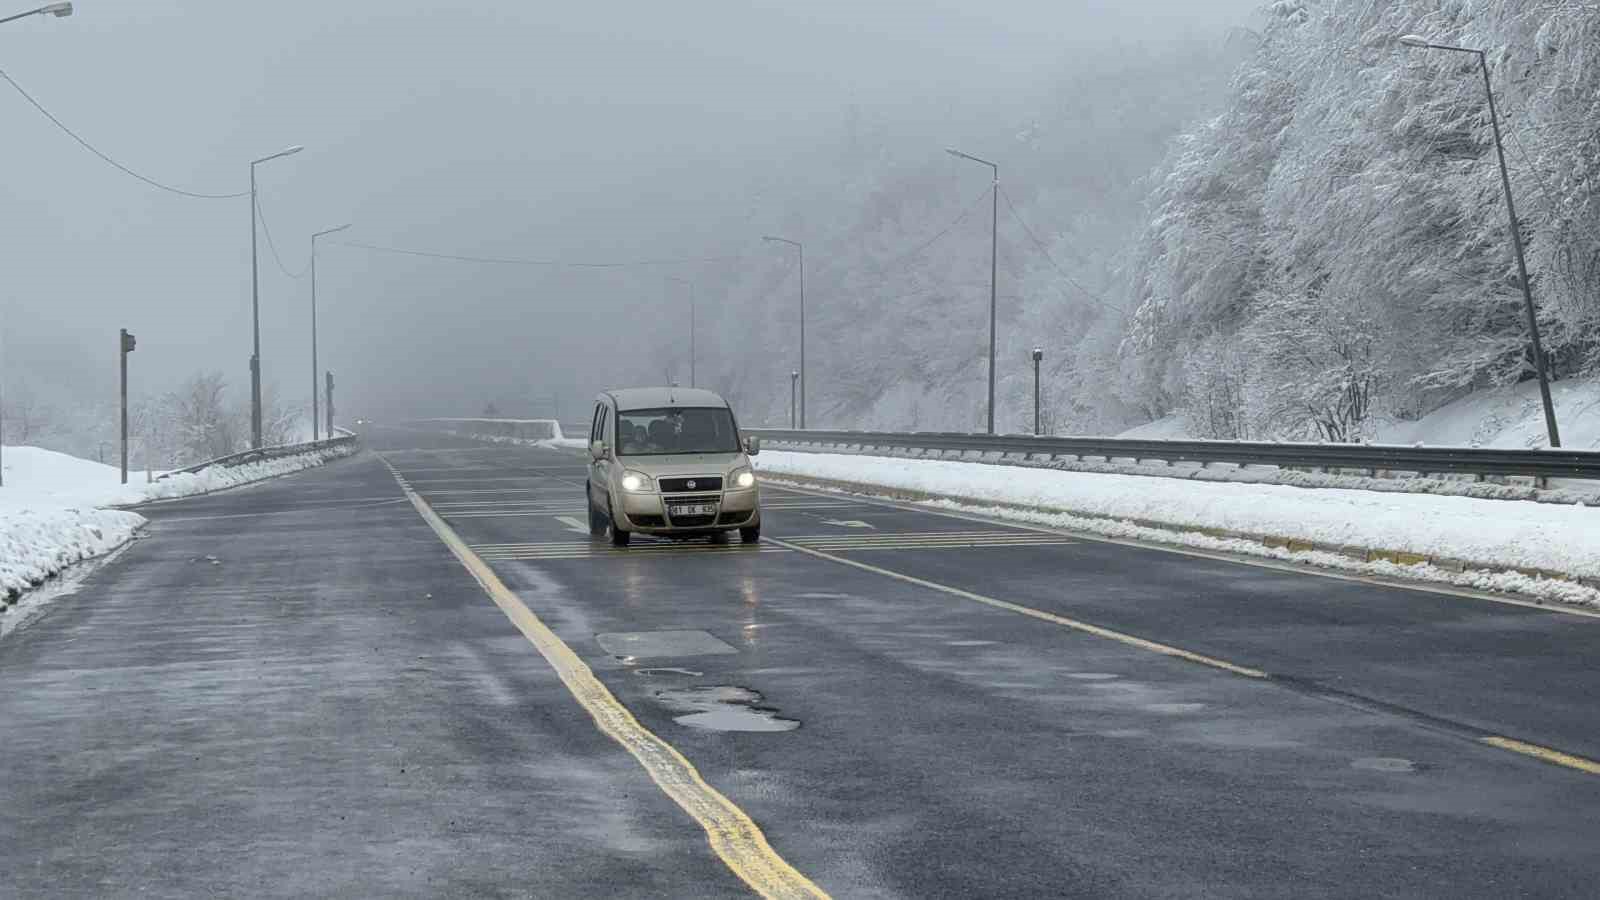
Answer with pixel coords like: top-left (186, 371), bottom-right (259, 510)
top-left (585, 387), bottom-right (762, 546)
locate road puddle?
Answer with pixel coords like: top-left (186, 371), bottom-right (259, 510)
top-left (655, 686), bottom-right (800, 732)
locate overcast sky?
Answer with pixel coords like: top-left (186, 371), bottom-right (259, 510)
top-left (1, 0), bottom-right (1258, 422)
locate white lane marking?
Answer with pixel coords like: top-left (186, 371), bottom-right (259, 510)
top-left (820, 519), bottom-right (875, 529)
top-left (555, 515), bottom-right (590, 534)
top-left (765, 481), bottom-right (1600, 621)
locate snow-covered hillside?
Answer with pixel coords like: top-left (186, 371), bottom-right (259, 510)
top-left (1124, 376), bottom-right (1600, 450)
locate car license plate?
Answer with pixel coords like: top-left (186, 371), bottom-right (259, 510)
top-left (670, 503), bottom-right (716, 517)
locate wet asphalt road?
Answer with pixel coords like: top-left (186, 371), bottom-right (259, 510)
top-left (3, 427), bottom-right (1600, 898)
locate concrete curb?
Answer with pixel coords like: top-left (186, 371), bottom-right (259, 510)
top-left (765, 473), bottom-right (1600, 598)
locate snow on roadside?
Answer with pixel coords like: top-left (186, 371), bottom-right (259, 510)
top-left (132, 445), bottom-right (356, 503)
top-left (754, 450), bottom-right (1600, 603)
top-left (439, 429), bottom-right (588, 452)
top-left (0, 505), bottom-right (144, 604)
top-left (0, 443), bottom-right (353, 606)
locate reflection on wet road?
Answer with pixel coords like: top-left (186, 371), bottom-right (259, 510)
top-left (372, 427), bottom-right (1600, 898)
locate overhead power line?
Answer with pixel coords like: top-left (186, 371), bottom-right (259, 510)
top-left (0, 65), bottom-right (248, 200)
top-left (254, 194), bottom-right (309, 279)
top-left (334, 240), bottom-right (745, 270)
top-left (999, 186), bottom-right (1124, 314)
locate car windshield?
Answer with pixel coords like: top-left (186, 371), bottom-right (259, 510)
top-left (616, 407), bottom-right (740, 456)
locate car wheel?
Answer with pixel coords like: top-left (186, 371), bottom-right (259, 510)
top-left (610, 523), bottom-right (631, 547)
top-left (586, 484), bottom-right (606, 536)
top-left (739, 525), bottom-right (761, 543)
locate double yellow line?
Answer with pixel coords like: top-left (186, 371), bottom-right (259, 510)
top-left (383, 458), bottom-right (828, 900)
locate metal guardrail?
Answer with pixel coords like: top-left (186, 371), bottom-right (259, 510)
top-left (747, 428), bottom-right (1600, 480)
top-left (162, 429), bottom-right (359, 478)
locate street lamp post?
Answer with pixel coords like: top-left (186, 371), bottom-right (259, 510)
top-left (1398, 35), bottom-right (1561, 447)
top-left (947, 147), bottom-right (1000, 435)
top-left (0, 2), bottom-right (71, 25)
top-left (0, 2), bottom-right (72, 486)
top-left (249, 144), bottom-right (303, 449)
top-left (310, 223), bottom-right (350, 441)
top-left (669, 277), bottom-right (696, 388)
top-left (763, 236), bottom-right (805, 428)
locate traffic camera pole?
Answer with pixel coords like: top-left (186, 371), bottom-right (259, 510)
top-left (325, 371), bottom-right (334, 439)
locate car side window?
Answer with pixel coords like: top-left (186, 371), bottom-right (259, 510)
top-left (590, 404), bottom-right (603, 443)
top-left (601, 406), bottom-right (613, 448)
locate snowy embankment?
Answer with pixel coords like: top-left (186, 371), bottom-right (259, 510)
top-left (754, 450), bottom-right (1600, 608)
top-left (0, 443), bottom-right (353, 605)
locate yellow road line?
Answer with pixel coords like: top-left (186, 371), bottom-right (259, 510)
top-left (1480, 736), bottom-right (1600, 775)
top-left (763, 535), bottom-right (1267, 680)
top-left (382, 460), bottom-right (828, 899)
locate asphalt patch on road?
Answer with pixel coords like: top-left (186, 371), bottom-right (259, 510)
top-left (655, 686), bottom-right (800, 733)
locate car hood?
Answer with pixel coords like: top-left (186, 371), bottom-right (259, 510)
top-left (617, 453), bottom-right (747, 477)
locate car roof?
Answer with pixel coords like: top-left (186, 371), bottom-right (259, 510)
top-left (603, 386), bottom-right (729, 411)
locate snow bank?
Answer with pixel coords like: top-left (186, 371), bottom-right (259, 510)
top-left (754, 450), bottom-right (1600, 603)
top-left (0, 442), bottom-right (354, 605)
top-left (136, 445), bottom-right (356, 502)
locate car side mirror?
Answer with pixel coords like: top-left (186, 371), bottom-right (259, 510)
top-left (589, 439), bottom-right (608, 460)
top-left (743, 435), bottom-right (761, 456)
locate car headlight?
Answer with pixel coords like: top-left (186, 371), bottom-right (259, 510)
top-left (729, 466), bottom-right (756, 489)
top-left (620, 471), bottom-right (654, 492)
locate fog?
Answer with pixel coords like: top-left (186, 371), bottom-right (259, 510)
top-left (2, 0), bottom-right (1256, 428)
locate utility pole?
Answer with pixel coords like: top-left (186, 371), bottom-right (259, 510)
top-left (120, 329), bottom-right (136, 484)
top-left (310, 224), bottom-right (351, 442)
top-left (325, 371), bottom-right (335, 439)
top-left (1398, 35), bottom-right (1561, 447)
top-left (947, 148), bottom-right (1000, 434)
top-left (762, 236), bottom-right (805, 427)
top-left (669, 277), bottom-right (696, 388)
top-left (248, 145), bottom-right (303, 449)
top-left (1032, 347), bottom-right (1043, 436)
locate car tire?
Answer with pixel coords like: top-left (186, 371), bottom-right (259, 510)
top-left (610, 523), bottom-right (631, 547)
top-left (739, 525), bottom-right (761, 544)
top-left (586, 484), bottom-right (606, 536)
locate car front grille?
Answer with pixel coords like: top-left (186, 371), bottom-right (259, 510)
top-left (716, 511), bottom-right (752, 525)
top-left (665, 514), bottom-right (717, 528)
top-left (659, 476), bottom-right (722, 494)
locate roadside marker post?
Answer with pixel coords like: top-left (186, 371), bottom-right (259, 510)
top-left (120, 328), bottom-right (137, 484)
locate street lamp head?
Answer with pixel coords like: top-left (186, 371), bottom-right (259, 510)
top-left (42, 2), bottom-right (71, 16)
top-left (254, 144), bottom-right (305, 166)
top-left (315, 223), bottom-right (352, 239)
top-left (1397, 34), bottom-right (1432, 48)
top-left (1032, 347), bottom-right (1044, 361)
